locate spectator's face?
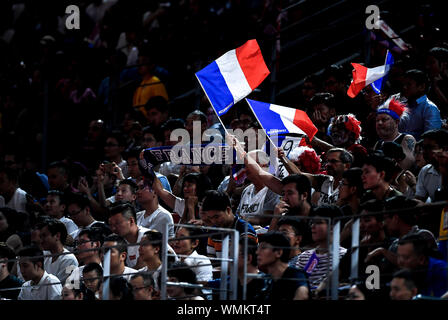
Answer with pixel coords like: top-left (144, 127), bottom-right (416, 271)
top-left (67, 204), bottom-right (88, 227)
top-left (171, 227), bottom-right (197, 256)
top-left (390, 278), bottom-right (415, 300)
top-left (142, 133), bottom-right (157, 149)
top-left (130, 276), bottom-right (152, 300)
top-left (146, 108), bottom-right (167, 128)
top-left (166, 276), bottom-right (184, 298)
top-left (330, 124), bottom-right (350, 146)
top-left (116, 184), bottom-right (136, 203)
top-left (62, 286), bottom-right (79, 300)
top-left (401, 77), bottom-right (424, 100)
top-left (182, 181), bottom-right (197, 198)
top-left (136, 179), bottom-right (157, 204)
top-left (47, 168), bottom-right (67, 190)
top-left (360, 214), bottom-right (383, 236)
top-left (422, 138), bottom-right (439, 166)
top-left (44, 195), bottom-right (65, 217)
top-left (103, 241), bottom-right (125, 270)
top-left (337, 178), bottom-right (354, 204)
top-left (376, 114), bottom-right (397, 139)
top-left (88, 121), bottom-right (103, 141)
top-left (83, 270), bottom-right (101, 292)
top-left (282, 183), bottom-right (303, 209)
top-left (324, 76), bottom-right (342, 94)
top-left (425, 55), bottom-right (442, 79)
top-left (138, 235), bottom-right (159, 261)
top-left (31, 228), bottom-right (43, 249)
top-left (126, 157), bottom-right (141, 179)
top-left (302, 81), bottom-right (317, 101)
top-left (138, 56), bottom-right (152, 76)
top-left (383, 214), bottom-right (399, 235)
top-left (256, 242), bottom-right (279, 270)
top-left (19, 260), bottom-right (40, 281)
top-left (278, 224), bottom-right (301, 250)
top-left (361, 165), bottom-right (383, 190)
top-left (104, 137), bottom-right (122, 159)
top-left (436, 148), bottom-right (448, 177)
top-left (75, 233), bottom-right (98, 261)
top-left (397, 243), bottom-right (425, 269)
top-left (40, 226), bottom-right (58, 250)
top-left (415, 145), bottom-right (426, 169)
top-left (185, 116), bottom-right (204, 137)
top-left (0, 213), bottom-right (8, 232)
top-left (108, 214), bottom-right (132, 237)
top-left (311, 219), bottom-right (328, 243)
top-left (200, 209), bottom-right (232, 228)
top-left (325, 152), bottom-right (346, 177)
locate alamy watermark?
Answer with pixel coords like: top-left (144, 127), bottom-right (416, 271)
top-left (365, 5), bottom-right (380, 30)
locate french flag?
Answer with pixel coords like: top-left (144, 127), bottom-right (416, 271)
top-left (195, 40), bottom-right (270, 116)
top-left (246, 99), bottom-right (318, 142)
top-left (347, 51), bottom-right (394, 98)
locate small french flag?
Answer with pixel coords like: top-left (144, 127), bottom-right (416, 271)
top-left (347, 51), bottom-right (394, 98)
top-left (195, 40), bottom-right (270, 116)
top-left (246, 99), bottom-right (318, 142)
top-left (232, 164), bottom-right (246, 185)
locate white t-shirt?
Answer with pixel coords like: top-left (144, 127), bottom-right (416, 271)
top-left (59, 217), bottom-right (78, 235)
top-left (415, 164), bottom-right (442, 202)
top-left (136, 206), bottom-right (174, 238)
top-left (236, 184), bottom-right (280, 219)
top-left (183, 250), bottom-right (213, 282)
top-left (120, 266), bottom-right (139, 282)
top-left (317, 176), bottom-right (340, 206)
top-left (126, 227), bottom-right (178, 268)
top-left (2, 187), bottom-right (28, 213)
top-left (174, 197), bottom-right (186, 217)
top-left (44, 248), bottom-right (79, 284)
top-left (138, 265), bottom-right (162, 291)
top-left (126, 226), bottom-right (151, 268)
top-left (18, 271), bottom-right (62, 300)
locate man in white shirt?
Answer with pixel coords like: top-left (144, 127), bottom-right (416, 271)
top-left (17, 246), bottom-right (62, 300)
top-left (102, 234), bottom-right (138, 282)
top-left (0, 167), bottom-right (28, 213)
top-left (108, 202), bottom-right (151, 269)
top-left (135, 178), bottom-right (174, 238)
top-left (65, 193), bottom-right (100, 240)
top-left (40, 218), bottom-right (78, 284)
top-left (44, 190), bottom-right (78, 235)
top-left (415, 129), bottom-right (446, 202)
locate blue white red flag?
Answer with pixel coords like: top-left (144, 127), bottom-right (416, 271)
top-left (246, 99), bottom-right (318, 142)
top-left (195, 39), bottom-right (270, 116)
top-left (347, 50), bottom-right (394, 98)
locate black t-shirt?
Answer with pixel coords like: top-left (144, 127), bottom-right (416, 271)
top-left (237, 272), bottom-right (266, 300)
top-left (0, 274), bottom-right (24, 300)
top-left (255, 266), bottom-right (309, 300)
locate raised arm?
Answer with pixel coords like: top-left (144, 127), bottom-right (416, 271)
top-left (152, 174), bottom-right (176, 210)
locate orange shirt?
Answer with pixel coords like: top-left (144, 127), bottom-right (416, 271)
top-left (132, 75), bottom-right (168, 119)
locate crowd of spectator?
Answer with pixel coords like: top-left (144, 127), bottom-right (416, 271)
top-left (1, 0), bottom-right (448, 301)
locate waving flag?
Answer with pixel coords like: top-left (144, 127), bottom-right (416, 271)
top-left (371, 51), bottom-right (394, 94)
top-left (196, 39), bottom-right (270, 116)
top-left (347, 51), bottom-right (394, 98)
top-left (246, 99), bottom-right (317, 142)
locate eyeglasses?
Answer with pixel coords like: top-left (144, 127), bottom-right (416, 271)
top-left (68, 208), bottom-right (83, 217)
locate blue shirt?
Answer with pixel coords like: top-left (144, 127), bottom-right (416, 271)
top-left (422, 257), bottom-right (448, 297)
top-left (398, 95), bottom-right (442, 140)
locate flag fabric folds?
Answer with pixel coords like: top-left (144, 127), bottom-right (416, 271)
top-left (246, 99), bottom-right (318, 141)
top-left (195, 39), bottom-right (270, 116)
top-left (347, 51), bottom-right (394, 98)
